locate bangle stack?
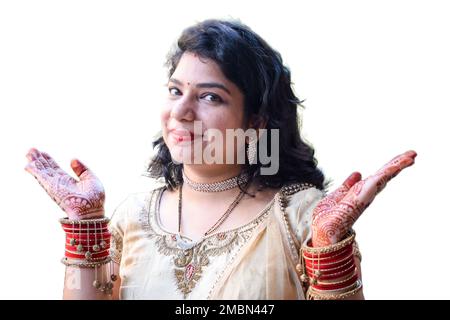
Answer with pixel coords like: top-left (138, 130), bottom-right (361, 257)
top-left (60, 217), bottom-right (118, 295)
top-left (296, 230), bottom-right (363, 300)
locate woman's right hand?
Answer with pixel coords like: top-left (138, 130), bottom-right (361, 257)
top-left (25, 148), bottom-right (105, 220)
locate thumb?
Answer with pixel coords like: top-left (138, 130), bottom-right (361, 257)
top-left (70, 159), bottom-right (91, 179)
top-left (325, 171), bottom-right (363, 204)
top-left (342, 171), bottom-right (362, 190)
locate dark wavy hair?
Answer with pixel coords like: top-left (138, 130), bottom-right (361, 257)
top-left (146, 19), bottom-right (330, 192)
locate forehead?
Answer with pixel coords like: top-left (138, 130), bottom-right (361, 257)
top-left (171, 52), bottom-right (229, 84)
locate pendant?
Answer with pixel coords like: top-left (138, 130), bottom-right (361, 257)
top-left (175, 233), bottom-right (197, 250)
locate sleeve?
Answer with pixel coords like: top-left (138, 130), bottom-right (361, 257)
top-left (108, 196), bottom-right (131, 265)
top-left (107, 177), bottom-right (166, 265)
top-left (285, 187), bottom-right (326, 247)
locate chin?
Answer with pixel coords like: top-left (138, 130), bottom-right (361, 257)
top-left (167, 144), bottom-right (192, 165)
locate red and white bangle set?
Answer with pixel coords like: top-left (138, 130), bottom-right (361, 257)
top-left (297, 230), bottom-right (363, 300)
top-left (59, 217), bottom-right (118, 295)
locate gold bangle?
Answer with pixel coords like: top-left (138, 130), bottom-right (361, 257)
top-left (308, 280), bottom-right (363, 300)
top-left (307, 262), bottom-right (356, 279)
top-left (65, 248), bottom-right (109, 256)
top-left (302, 229), bottom-right (356, 255)
top-left (61, 256), bottom-right (111, 268)
top-left (310, 272), bottom-right (359, 290)
top-left (304, 252), bottom-right (354, 267)
top-left (316, 270), bottom-right (357, 286)
top-left (59, 217), bottom-right (110, 225)
top-left (303, 246), bottom-right (354, 262)
top-left (305, 256), bottom-right (354, 273)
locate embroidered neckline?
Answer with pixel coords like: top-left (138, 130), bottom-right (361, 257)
top-left (154, 186), bottom-right (276, 243)
top-left (140, 186), bottom-right (274, 298)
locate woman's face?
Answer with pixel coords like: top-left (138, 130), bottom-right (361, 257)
top-left (161, 52), bottom-right (246, 166)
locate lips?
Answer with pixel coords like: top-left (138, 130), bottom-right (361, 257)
top-left (169, 128), bottom-right (196, 142)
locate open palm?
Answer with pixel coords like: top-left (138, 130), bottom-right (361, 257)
top-left (25, 148), bottom-right (105, 220)
top-left (312, 150), bottom-right (417, 247)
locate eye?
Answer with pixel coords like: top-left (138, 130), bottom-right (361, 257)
top-left (168, 87), bottom-right (181, 96)
top-left (201, 93), bottom-right (223, 103)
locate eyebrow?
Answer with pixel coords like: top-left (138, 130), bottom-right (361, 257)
top-left (168, 77), bottom-right (231, 95)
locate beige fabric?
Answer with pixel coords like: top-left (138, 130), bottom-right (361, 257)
top-left (108, 179), bottom-right (325, 300)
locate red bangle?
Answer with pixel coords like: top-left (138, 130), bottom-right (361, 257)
top-left (65, 244), bottom-right (111, 252)
top-left (60, 221), bottom-right (108, 227)
top-left (304, 250), bottom-right (353, 267)
top-left (62, 227), bottom-right (109, 234)
top-left (303, 246), bottom-right (353, 263)
top-left (306, 260), bottom-right (355, 276)
top-left (311, 273), bottom-right (359, 291)
top-left (305, 254), bottom-right (354, 270)
top-left (64, 233), bottom-right (111, 240)
top-left (311, 265), bottom-right (357, 282)
top-left (65, 238), bottom-right (111, 246)
top-left (302, 241), bottom-right (353, 259)
top-left (65, 250), bottom-right (110, 260)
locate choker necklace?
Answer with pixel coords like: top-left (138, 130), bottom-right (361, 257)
top-left (176, 182), bottom-right (246, 250)
top-left (182, 169), bottom-right (250, 193)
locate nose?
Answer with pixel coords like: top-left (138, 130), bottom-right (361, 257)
top-left (169, 95), bottom-right (195, 122)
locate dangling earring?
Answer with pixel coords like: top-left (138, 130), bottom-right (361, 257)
top-left (247, 136), bottom-right (257, 164)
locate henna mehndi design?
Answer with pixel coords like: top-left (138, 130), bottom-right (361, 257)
top-left (25, 148), bottom-right (105, 220)
top-left (312, 150), bottom-right (417, 247)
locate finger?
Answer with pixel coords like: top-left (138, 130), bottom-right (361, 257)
top-left (343, 155), bottom-right (416, 212)
top-left (335, 151), bottom-right (418, 220)
top-left (372, 151), bottom-right (417, 193)
top-left (41, 151), bottom-right (66, 175)
top-left (26, 148), bottom-right (50, 172)
top-left (24, 161), bottom-right (52, 188)
top-left (384, 156), bottom-right (415, 181)
top-left (26, 147), bottom-right (39, 162)
top-left (33, 149), bottom-right (52, 171)
top-left (312, 172), bottom-right (362, 221)
top-left (30, 149), bottom-right (62, 178)
top-left (24, 162), bottom-right (66, 205)
top-left (327, 172), bottom-right (362, 203)
top-left (375, 150), bottom-right (417, 176)
top-left (339, 179), bottom-right (374, 219)
top-left (71, 158), bottom-right (96, 180)
top-left (342, 171), bottom-right (362, 190)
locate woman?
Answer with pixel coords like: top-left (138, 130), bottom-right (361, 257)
top-left (25, 19), bottom-right (416, 300)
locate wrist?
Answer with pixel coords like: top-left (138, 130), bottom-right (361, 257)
top-left (311, 226), bottom-right (346, 247)
top-left (67, 209), bottom-right (105, 221)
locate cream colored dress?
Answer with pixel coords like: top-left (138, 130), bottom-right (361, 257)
top-left (108, 179), bottom-right (325, 300)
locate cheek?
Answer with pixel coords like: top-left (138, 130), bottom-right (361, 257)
top-left (160, 105), bottom-right (170, 124)
top-left (203, 110), bottom-right (234, 130)
top-left (161, 106), bottom-right (171, 130)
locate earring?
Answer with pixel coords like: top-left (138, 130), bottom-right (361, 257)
top-left (247, 136), bottom-right (257, 164)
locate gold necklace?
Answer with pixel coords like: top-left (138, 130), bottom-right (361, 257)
top-left (176, 182), bottom-right (247, 250)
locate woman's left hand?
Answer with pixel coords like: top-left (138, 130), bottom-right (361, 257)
top-left (311, 150), bottom-right (417, 247)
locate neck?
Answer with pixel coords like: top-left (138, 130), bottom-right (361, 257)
top-left (181, 164), bottom-right (246, 199)
top-left (182, 164), bottom-right (243, 184)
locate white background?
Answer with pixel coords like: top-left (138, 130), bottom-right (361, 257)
top-left (1, 0), bottom-right (449, 299)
